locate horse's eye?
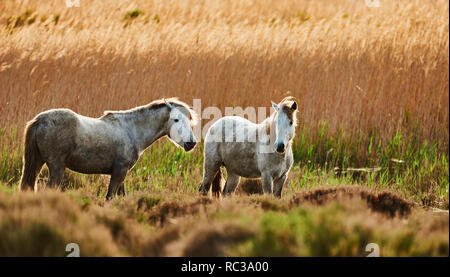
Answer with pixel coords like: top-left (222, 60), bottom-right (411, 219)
top-left (174, 119), bottom-right (179, 123)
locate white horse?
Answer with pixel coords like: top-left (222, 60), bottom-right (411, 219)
top-left (199, 97), bottom-right (298, 198)
top-left (19, 98), bottom-right (198, 200)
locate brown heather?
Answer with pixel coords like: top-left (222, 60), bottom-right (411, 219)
top-left (0, 187), bottom-right (448, 256)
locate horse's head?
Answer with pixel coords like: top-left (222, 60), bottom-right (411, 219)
top-left (271, 97), bottom-right (298, 154)
top-left (164, 99), bottom-right (198, 151)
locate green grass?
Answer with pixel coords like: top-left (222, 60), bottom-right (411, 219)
top-left (1, 125), bottom-right (447, 208)
top-left (290, 126), bottom-right (449, 207)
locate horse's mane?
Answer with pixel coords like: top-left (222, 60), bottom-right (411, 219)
top-left (264, 96), bottom-right (298, 135)
top-left (102, 97), bottom-right (198, 125)
top-left (278, 96), bottom-right (298, 127)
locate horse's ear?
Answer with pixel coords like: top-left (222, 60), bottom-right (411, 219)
top-left (291, 101), bottom-right (297, 111)
top-left (164, 98), bottom-right (173, 110)
top-left (271, 101), bottom-right (279, 112)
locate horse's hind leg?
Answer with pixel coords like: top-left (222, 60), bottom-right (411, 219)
top-left (273, 173), bottom-right (288, 198)
top-left (223, 173), bottom-right (240, 196)
top-left (199, 161), bottom-right (221, 196)
top-left (46, 161), bottom-right (65, 189)
top-left (20, 158), bottom-right (44, 191)
top-left (106, 164), bottom-right (128, 200)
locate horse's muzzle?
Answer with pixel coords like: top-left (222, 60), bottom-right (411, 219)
top-left (276, 143), bottom-right (285, 154)
top-left (183, 141), bottom-right (197, 151)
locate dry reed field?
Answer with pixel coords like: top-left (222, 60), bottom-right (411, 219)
top-left (0, 0), bottom-right (448, 257)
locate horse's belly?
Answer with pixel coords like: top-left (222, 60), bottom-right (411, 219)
top-left (219, 142), bottom-right (261, 178)
top-left (227, 165), bottom-right (261, 178)
top-left (66, 148), bottom-right (115, 174)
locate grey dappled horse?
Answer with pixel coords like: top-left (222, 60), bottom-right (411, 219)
top-left (199, 97), bottom-right (298, 198)
top-left (19, 98), bottom-right (198, 200)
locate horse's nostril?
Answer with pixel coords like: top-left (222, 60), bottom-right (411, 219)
top-left (276, 143), bottom-right (285, 153)
top-left (184, 141), bottom-right (196, 150)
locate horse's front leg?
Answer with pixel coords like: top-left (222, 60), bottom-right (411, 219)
top-left (117, 155), bottom-right (139, 197)
top-left (261, 172), bottom-right (274, 195)
top-left (106, 163), bottom-right (128, 200)
top-left (273, 173), bottom-right (288, 198)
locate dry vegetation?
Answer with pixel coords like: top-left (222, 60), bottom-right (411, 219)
top-left (0, 0), bottom-right (448, 256)
top-left (0, 186), bottom-right (448, 257)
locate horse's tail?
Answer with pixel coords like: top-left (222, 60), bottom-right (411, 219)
top-left (211, 168), bottom-right (224, 198)
top-left (19, 117), bottom-right (44, 191)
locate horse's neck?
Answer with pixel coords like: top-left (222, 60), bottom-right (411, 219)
top-left (128, 108), bottom-right (169, 152)
top-left (258, 115), bottom-right (275, 139)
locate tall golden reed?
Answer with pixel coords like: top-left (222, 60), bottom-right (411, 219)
top-left (0, 0), bottom-right (448, 151)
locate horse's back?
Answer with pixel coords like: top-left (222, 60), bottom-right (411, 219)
top-left (31, 108), bottom-right (127, 174)
top-left (33, 109), bottom-right (79, 137)
top-left (26, 109), bottom-right (78, 160)
top-left (35, 108), bottom-right (77, 121)
top-left (34, 108), bottom-right (117, 138)
top-left (205, 116), bottom-right (258, 142)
